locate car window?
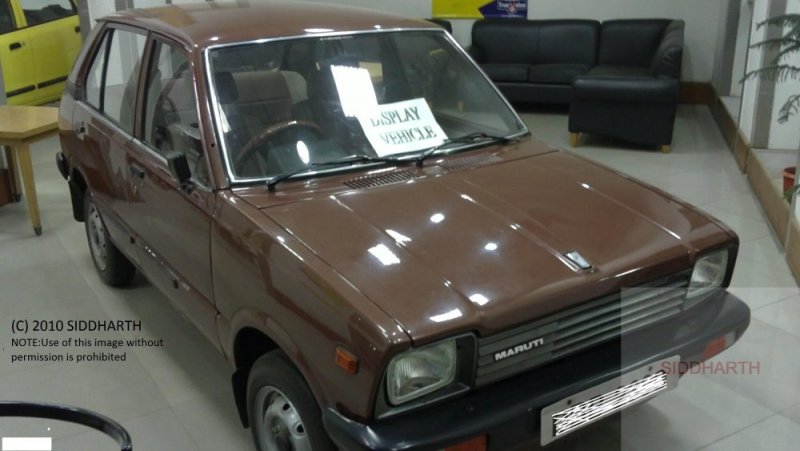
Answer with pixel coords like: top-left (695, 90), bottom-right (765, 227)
top-left (0, 0), bottom-right (15, 34)
top-left (19, 0), bottom-right (75, 26)
top-left (100, 28), bottom-right (147, 133)
top-left (143, 40), bottom-right (208, 185)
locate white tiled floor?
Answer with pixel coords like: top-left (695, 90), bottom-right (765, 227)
top-left (0, 104), bottom-right (798, 450)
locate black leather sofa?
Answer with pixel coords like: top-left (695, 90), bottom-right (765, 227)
top-left (470, 19), bottom-right (684, 150)
top-left (470, 19), bottom-right (601, 104)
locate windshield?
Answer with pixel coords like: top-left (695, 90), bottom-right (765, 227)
top-left (207, 30), bottom-right (526, 181)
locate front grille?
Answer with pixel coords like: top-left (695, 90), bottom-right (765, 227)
top-left (475, 271), bottom-right (691, 386)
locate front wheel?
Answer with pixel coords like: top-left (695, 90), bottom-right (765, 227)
top-left (247, 351), bottom-right (336, 451)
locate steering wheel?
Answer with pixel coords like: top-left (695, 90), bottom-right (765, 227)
top-left (234, 120), bottom-right (324, 175)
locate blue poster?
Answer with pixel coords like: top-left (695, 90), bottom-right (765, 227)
top-left (480, 1), bottom-right (528, 18)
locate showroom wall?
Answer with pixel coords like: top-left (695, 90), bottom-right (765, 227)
top-left (85, 0), bottom-right (117, 24)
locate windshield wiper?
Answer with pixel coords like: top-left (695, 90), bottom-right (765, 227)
top-left (415, 132), bottom-right (518, 168)
top-left (267, 154), bottom-right (406, 192)
top-left (266, 133), bottom-right (518, 191)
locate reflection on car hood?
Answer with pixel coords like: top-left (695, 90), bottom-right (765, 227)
top-left (260, 150), bottom-right (732, 343)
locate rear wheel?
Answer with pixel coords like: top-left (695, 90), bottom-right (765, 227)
top-left (247, 351), bottom-right (336, 451)
top-left (84, 194), bottom-right (136, 287)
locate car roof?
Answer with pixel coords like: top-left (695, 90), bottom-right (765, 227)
top-left (105, 1), bottom-right (437, 49)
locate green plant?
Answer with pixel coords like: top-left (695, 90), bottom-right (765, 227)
top-left (784, 186), bottom-right (798, 203)
top-left (744, 13), bottom-right (800, 124)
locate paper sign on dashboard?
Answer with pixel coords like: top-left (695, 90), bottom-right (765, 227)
top-left (356, 99), bottom-right (447, 157)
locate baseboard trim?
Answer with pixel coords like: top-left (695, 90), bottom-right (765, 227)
top-left (708, 88), bottom-right (751, 172)
top-left (746, 152), bottom-right (790, 242)
top-left (785, 218), bottom-right (800, 284)
top-left (680, 82), bottom-right (715, 105)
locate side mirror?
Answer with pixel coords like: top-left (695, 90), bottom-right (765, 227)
top-left (166, 152), bottom-right (192, 190)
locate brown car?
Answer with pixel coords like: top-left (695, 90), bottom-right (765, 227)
top-left (56, 2), bottom-right (750, 450)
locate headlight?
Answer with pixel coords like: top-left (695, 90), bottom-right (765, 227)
top-left (386, 340), bottom-right (456, 405)
top-left (687, 250), bottom-right (729, 299)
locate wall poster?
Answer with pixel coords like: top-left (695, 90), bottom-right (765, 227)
top-left (432, 0), bottom-right (528, 19)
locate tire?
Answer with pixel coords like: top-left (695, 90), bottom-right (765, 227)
top-left (247, 351), bottom-right (336, 451)
top-left (84, 194), bottom-right (136, 287)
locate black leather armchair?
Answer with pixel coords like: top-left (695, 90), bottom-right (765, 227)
top-left (569, 20), bottom-right (685, 151)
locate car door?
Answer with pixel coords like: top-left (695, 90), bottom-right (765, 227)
top-left (16, 0), bottom-right (81, 104)
top-left (0, 0), bottom-right (35, 104)
top-left (70, 24), bottom-right (146, 262)
top-left (125, 36), bottom-right (219, 347)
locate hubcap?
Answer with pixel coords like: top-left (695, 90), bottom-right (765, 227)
top-left (255, 387), bottom-right (311, 451)
top-left (87, 203), bottom-right (108, 271)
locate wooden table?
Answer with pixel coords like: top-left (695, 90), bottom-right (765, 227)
top-left (0, 105), bottom-right (59, 236)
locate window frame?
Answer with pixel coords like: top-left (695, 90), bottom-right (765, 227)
top-left (137, 33), bottom-right (213, 189)
top-left (83, 26), bottom-right (111, 113)
top-left (0, 0), bottom-right (17, 35)
top-left (80, 23), bottom-right (149, 136)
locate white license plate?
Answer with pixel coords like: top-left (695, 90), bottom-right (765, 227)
top-left (540, 355), bottom-right (680, 445)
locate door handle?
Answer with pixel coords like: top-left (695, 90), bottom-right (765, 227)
top-left (74, 122), bottom-right (86, 140)
top-left (129, 164), bottom-right (146, 180)
top-left (9, 42), bottom-right (22, 51)
top-left (75, 25), bottom-right (80, 33)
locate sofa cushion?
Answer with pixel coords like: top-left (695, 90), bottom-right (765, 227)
top-left (533, 20), bottom-right (600, 65)
top-left (586, 65), bottom-right (653, 78)
top-left (497, 83), bottom-right (572, 104)
top-left (481, 64), bottom-right (530, 82)
top-left (572, 76), bottom-right (679, 103)
top-left (650, 20), bottom-right (684, 78)
top-left (528, 63), bottom-right (590, 84)
top-left (598, 19), bottom-right (671, 67)
top-left (472, 19), bottom-right (600, 66)
top-left (472, 19), bottom-right (539, 64)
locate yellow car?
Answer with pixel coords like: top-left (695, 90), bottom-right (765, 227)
top-left (0, 0), bottom-right (81, 105)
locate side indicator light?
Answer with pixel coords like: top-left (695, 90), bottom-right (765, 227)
top-left (702, 332), bottom-right (736, 360)
top-left (335, 347), bottom-right (358, 374)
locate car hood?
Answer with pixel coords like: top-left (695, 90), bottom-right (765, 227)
top-left (255, 150), bottom-right (732, 343)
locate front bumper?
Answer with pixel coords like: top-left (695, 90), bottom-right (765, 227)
top-left (323, 291), bottom-right (750, 450)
